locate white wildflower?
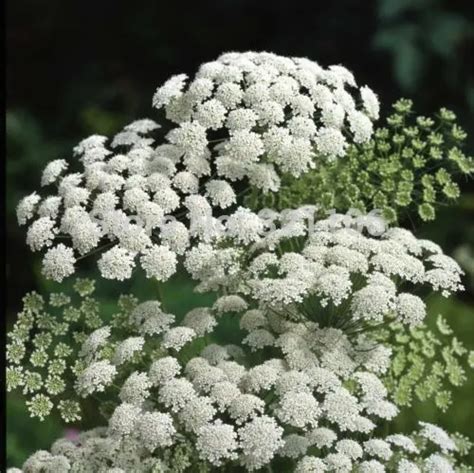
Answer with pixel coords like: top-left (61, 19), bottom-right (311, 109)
top-left (279, 434), bottom-right (309, 459)
top-left (359, 460), bottom-right (385, 473)
top-left (350, 284), bottom-right (396, 322)
top-left (238, 415), bottom-right (284, 471)
top-left (194, 99), bottom-right (227, 130)
top-left (26, 217), bottom-right (57, 251)
top-left (182, 308), bottom-right (217, 336)
top-left (224, 130), bottom-right (264, 164)
top-left (276, 391), bottom-right (320, 430)
top-left (323, 453), bottom-right (352, 472)
top-left (41, 159), bottom-right (68, 186)
top-left (201, 344), bottom-right (230, 365)
top-left (160, 221), bottom-right (189, 255)
top-left (149, 357), bottom-right (181, 386)
top-left (418, 422), bottom-right (457, 453)
top-left (360, 85), bottom-right (380, 120)
top-left (423, 454), bottom-right (454, 473)
top-left (167, 121), bottom-right (207, 158)
top-left (98, 246), bottom-right (136, 281)
top-left (119, 372), bottom-right (151, 405)
top-left (386, 434), bottom-right (419, 454)
top-left (76, 360), bottom-right (117, 397)
top-left (243, 329), bottom-right (275, 351)
top-left (113, 337), bottom-right (144, 365)
top-left (108, 403), bottom-right (141, 437)
top-left (179, 396), bottom-right (216, 433)
top-left (17, 192), bottom-right (41, 225)
top-left (159, 378), bottom-right (196, 412)
top-left (196, 421), bottom-right (238, 466)
top-left (295, 456), bottom-right (327, 472)
top-left (363, 439), bottom-right (392, 460)
top-left (315, 127), bottom-right (347, 158)
top-left (306, 427), bottom-right (337, 448)
top-left (80, 327), bottom-right (111, 362)
top-left (152, 74), bottom-right (188, 108)
top-left (41, 244), bottom-right (76, 282)
top-left (397, 459), bottom-right (421, 473)
top-left (228, 393), bottom-right (264, 424)
top-left (209, 381), bottom-right (241, 411)
top-left (213, 295), bottom-right (248, 314)
top-left (205, 180), bottom-right (236, 208)
top-left (136, 411), bottom-right (175, 450)
top-left (162, 327), bottom-right (196, 351)
top-left (242, 364), bottom-right (278, 393)
top-left (396, 293), bottom-right (426, 326)
top-left (140, 245), bottom-right (177, 281)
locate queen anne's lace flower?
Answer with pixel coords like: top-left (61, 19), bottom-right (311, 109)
top-left (195, 421), bottom-right (238, 466)
top-left (210, 381), bottom-right (241, 411)
top-left (213, 295), bottom-right (248, 314)
top-left (140, 245), bottom-right (177, 281)
top-left (153, 52), bottom-right (376, 183)
top-left (279, 434), bottom-right (310, 459)
top-left (276, 391), bottom-right (320, 430)
top-left (396, 293), bottom-right (426, 326)
top-left (149, 356), bottom-right (181, 386)
top-left (238, 415), bottom-right (285, 471)
top-left (158, 378), bottom-right (196, 412)
top-left (418, 422), bottom-right (457, 453)
top-left (136, 411), bottom-right (175, 450)
top-left (17, 192), bottom-right (41, 225)
top-left (75, 360), bottom-right (117, 396)
top-left (363, 439), bottom-right (392, 460)
top-left (162, 327), bottom-right (196, 351)
top-left (10, 51), bottom-right (472, 473)
top-left (119, 372), bottom-right (151, 405)
top-left (113, 337), bottom-right (145, 365)
top-left (98, 246), bottom-right (136, 281)
top-left (152, 74), bottom-right (188, 108)
top-left (18, 48), bottom-right (381, 283)
top-left (228, 393), bottom-right (264, 424)
top-left (178, 395), bottom-right (216, 433)
top-left (11, 288), bottom-right (469, 471)
top-left (41, 244), bottom-right (76, 282)
top-left (26, 217), bottom-right (58, 251)
top-left (80, 327), bottom-right (111, 362)
top-left (386, 434), bottom-right (419, 454)
top-left (295, 455), bottom-right (327, 472)
top-left (315, 127), bottom-right (347, 158)
top-left (108, 403), bottom-right (141, 437)
top-left (360, 85), bottom-right (380, 120)
top-left (197, 209), bottom-right (464, 330)
top-left (424, 454), bottom-right (455, 473)
top-left (182, 307), bottom-right (217, 336)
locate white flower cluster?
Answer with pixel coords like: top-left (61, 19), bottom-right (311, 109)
top-left (11, 296), bottom-right (466, 472)
top-left (10, 421), bottom-right (462, 473)
top-left (153, 52), bottom-right (378, 185)
top-left (17, 52), bottom-right (378, 283)
top-left (17, 119), bottom-right (183, 282)
top-left (10, 51), bottom-right (471, 473)
top-left (186, 208), bottom-right (464, 327)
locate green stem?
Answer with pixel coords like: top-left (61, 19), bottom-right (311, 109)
top-left (157, 281), bottom-right (166, 311)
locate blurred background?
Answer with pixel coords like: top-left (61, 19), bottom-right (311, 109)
top-left (6, 0), bottom-right (474, 467)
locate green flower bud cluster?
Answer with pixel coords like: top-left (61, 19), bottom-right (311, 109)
top-left (374, 315), bottom-right (474, 412)
top-left (6, 278), bottom-right (107, 422)
top-left (8, 279), bottom-right (213, 424)
top-left (247, 99), bottom-right (473, 224)
top-left (151, 442), bottom-right (212, 473)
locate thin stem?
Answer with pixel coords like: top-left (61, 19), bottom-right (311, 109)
top-left (77, 241), bottom-right (114, 261)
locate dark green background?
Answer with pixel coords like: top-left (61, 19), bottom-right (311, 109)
top-left (6, 0), bottom-right (474, 467)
